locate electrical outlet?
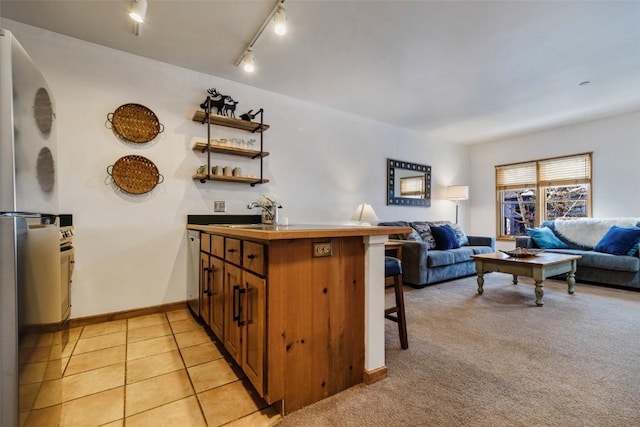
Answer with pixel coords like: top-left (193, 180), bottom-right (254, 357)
top-left (313, 241), bottom-right (332, 257)
top-left (213, 201), bottom-right (226, 212)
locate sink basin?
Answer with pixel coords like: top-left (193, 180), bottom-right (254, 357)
top-left (212, 223), bottom-right (297, 230)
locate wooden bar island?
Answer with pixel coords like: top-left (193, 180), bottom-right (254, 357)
top-left (186, 223), bottom-right (409, 414)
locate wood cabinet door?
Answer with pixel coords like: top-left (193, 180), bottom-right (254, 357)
top-left (224, 263), bottom-right (242, 364)
top-left (209, 256), bottom-right (225, 340)
top-left (242, 271), bottom-right (266, 396)
top-left (199, 252), bottom-right (211, 326)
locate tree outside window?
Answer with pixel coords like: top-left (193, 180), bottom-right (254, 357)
top-left (496, 153), bottom-right (592, 238)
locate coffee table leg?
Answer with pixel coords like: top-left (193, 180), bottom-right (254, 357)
top-left (566, 260), bottom-right (577, 295)
top-left (512, 274), bottom-right (518, 285)
top-left (534, 280), bottom-right (544, 306)
top-left (477, 272), bottom-right (484, 295)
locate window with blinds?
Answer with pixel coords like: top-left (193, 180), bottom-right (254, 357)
top-left (495, 153), bottom-right (592, 238)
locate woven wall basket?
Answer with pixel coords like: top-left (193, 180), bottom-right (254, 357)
top-left (107, 103), bottom-right (164, 143)
top-left (107, 155), bottom-right (164, 195)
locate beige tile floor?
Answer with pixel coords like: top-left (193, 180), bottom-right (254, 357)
top-left (58, 309), bottom-right (281, 426)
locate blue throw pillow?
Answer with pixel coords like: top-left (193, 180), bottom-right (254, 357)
top-left (525, 227), bottom-right (569, 249)
top-left (594, 226), bottom-right (640, 256)
top-left (431, 224), bottom-right (460, 250)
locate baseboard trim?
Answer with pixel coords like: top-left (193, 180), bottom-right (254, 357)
top-left (69, 301), bottom-right (189, 328)
top-left (363, 366), bottom-right (388, 385)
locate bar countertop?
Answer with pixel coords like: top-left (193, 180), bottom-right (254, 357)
top-left (187, 223), bottom-right (410, 241)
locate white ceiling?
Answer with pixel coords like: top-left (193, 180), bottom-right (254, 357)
top-left (2, 0), bottom-right (639, 144)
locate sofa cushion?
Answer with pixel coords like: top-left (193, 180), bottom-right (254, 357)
top-left (544, 248), bottom-right (640, 272)
top-left (450, 223), bottom-right (470, 246)
top-left (431, 225), bottom-right (460, 250)
top-left (427, 247), bottom-right (474, 267)
top-left (469, 245), bottom-right (494, 255)
top-left (410, 221), bottom-right (436, 249)
top-left (526, 227), bottom-right (569, 249)
top-left (594, 226), bottom-right (640, 256)
top-left (427, 221), bottom-right (469, 246)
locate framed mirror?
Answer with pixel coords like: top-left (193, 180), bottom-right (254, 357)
top-left (387, 158), bottom-right (431, 206)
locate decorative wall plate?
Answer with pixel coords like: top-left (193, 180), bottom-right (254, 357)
top-left (34, 87), bottom-right (53, 134)
top-left (107, 103), bottom-right (164, 143)
top-left (36, 147), bottom-right (55, 192)
top-left (107, 155), bottom-right (164, 195)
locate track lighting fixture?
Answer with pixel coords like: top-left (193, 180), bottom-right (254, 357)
top-left (273, 5), bottom-right (287, 35)
top-left (241, 49), bottom-right (255, 73)
top-left (235, 0), bottom-right (287, 73)
top-left (129, 0), bottom-right (147, 24)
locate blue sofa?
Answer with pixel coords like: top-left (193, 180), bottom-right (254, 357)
top-left (516, 218), bottom-right (640, 290)
top-left (379, 221), bottom-right (495, 288)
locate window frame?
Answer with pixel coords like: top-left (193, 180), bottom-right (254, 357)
top-left (495, 152), bottom-right (593, 239)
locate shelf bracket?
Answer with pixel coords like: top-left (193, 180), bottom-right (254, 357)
top-left (205, 96), bottom-right (211, 180)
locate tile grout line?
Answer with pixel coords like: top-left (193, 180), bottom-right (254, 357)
top-left (176, 311), bottom-right (273, 426)
top-left (169, 311), bottom-right (212, 426)
top-left (61, 326), bottom-right (82, 378)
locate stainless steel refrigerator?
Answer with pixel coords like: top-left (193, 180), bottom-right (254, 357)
top-left (0, 28), bottom-right (61, 427)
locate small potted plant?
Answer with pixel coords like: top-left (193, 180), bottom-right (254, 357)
top-left (248, 194), bottom-right (283, 224)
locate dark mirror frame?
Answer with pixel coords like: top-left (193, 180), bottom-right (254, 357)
top-left (387, 158), bottom-right (431, 207)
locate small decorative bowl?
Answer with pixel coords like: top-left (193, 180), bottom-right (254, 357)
top-left (500, 248), bottom-right (544, 258)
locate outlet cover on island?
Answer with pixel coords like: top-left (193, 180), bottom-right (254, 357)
top-left (214, 201), bottom-right (226, 212)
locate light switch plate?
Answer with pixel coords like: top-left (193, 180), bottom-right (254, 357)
top-left (313, 241), bottom-right (332, 257)
top-left (213, 201), bottom-right (226, 212)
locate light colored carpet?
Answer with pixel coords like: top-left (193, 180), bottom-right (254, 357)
top-left (279, 273), bottom-right (640, 426)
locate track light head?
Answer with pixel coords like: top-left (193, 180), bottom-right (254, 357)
top-left (273, 5), bottom-right (287, 35)
top-left (241, 49), bottom-right (255, 73)
top-left (129, 0), bottom-right (148, 23)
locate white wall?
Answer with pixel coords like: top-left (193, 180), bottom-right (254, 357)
top-left (469, 109), bottom-right (640, 250)
top-left (3, 20), bottom-right (471, 317)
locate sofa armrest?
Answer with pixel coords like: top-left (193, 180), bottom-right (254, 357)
top-left (515, 236), bottom-right (536, 249)
top-left (391, 239), bottom-right (430, 286)
top-left (467, 236), bottom-right (495, 250)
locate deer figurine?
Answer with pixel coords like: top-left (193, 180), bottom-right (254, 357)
top-left (199, 88), bottom-right (226, 115)
top-left (223, 98), bottom-right (239, 118)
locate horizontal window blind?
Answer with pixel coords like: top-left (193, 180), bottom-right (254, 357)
top-left (400, 176), bottom-right (424, 196)
top-left (496, 162), bottom-right (536, 190)
top-left (538, 153), bottom-right (591, 186)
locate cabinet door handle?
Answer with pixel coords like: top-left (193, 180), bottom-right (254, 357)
top-left (203, 267), bottom-right (212, 296)
top-left (247, 254), bottom-right (257, 260)
top-left (238, 288), bottom-right (246, 326)
top-left (233, 285), bottom-right (241, 322)
top-left (228, 248), bottom-right (237, 253)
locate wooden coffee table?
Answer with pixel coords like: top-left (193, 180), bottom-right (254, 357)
top-left (471, 252), bottom-right (582, 306)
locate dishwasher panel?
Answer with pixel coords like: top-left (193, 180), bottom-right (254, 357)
top-left (187, 230), bottom-right (200, 318)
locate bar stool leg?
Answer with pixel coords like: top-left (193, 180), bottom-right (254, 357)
top-left (393, 274), bottom-right (408, 349)
top-left (385, 274), bottom-right (408, 350)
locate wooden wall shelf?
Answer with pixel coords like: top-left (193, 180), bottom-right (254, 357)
top-left (192, 141), bottom-right (269, 158)
top-left (192, 173), bottom-right (270, 186)
top-left (192, 111), bottom-right (270, 133)
top-left (192, 105), bottom-right (269, 186)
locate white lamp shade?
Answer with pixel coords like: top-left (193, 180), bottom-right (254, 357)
top-left (446, 185), bottom-right (469, 201)
top-left (129, 0), bottom-right (147, 23)
top-left (351, 203), bottom-right (379, 225)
